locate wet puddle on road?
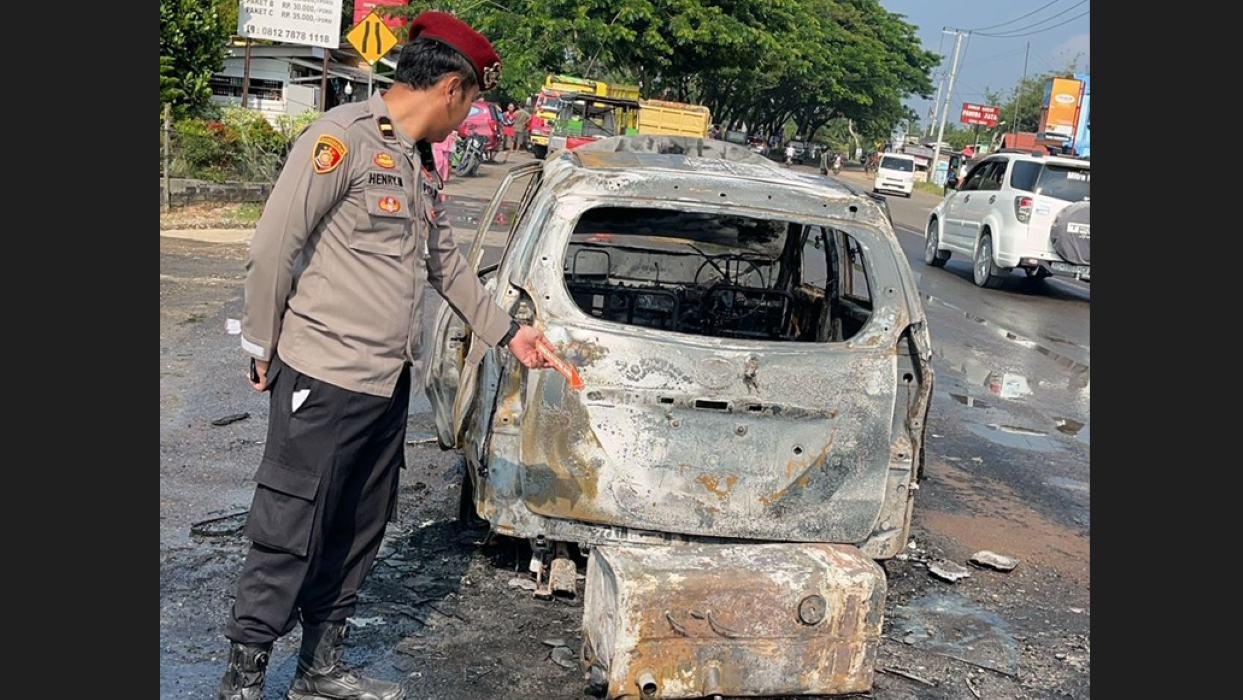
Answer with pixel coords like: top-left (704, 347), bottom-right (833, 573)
top-left (888, 592), bottom-right (1021, 674)
top-left (1054, 417), bottom-right (1089, 442)
top-left (921, 292), bottom-right (1091, 365)
top-left (1046, 476), bottom-right (1090, 494)
top-left (968, 422), bottom-right (1063, 453)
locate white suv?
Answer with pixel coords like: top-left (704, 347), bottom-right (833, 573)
top-left (924, 151), bottom-right (1090, 288)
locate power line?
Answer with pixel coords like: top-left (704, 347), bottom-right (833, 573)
top-left (977, 1), bottom-right (1087, 37)
top-left (979, 3), bottom-right (1089, 38)
top-left (1030, 48), bottom-right (1057, 73)
top-left (967, 0), bottom-right (1063, 33)
top-left (981, 10), bottom-right (1089, 38)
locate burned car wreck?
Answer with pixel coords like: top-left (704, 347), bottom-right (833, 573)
top-left (426, 137), bottom-right (934, 699)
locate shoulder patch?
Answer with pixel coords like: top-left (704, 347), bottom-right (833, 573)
top-left (312, 135), bottom-right (347, 174)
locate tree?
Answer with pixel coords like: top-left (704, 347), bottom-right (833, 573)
top-left (216, 0), bottom-right (238, 34)
top-left (160, 55), bottom-right (186, 106)
top-left (161, 0), bottom-right (228, 116)
top-left (383, 0), bottom-right (938, 136)
top-left (985, 75), bottom-right (1045, 134)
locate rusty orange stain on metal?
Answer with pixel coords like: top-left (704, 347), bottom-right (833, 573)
top-left (697, 473), bottom-right (739, 500)
top-left (762, 426), bottom-right (838, 506)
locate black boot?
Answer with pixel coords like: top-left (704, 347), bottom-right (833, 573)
top-left (218, 641), bottom-right (272, 700)
top-left (286, 621), bottom-right (405, 700)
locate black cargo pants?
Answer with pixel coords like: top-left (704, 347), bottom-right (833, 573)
top-left (226, 354), bottom-right (409, 644)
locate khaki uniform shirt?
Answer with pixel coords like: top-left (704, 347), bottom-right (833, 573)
top-left (242, 91), bottom-right (512, 397)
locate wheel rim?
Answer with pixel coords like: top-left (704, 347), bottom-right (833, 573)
top-left (975, 237), bottom-right (991, 283)
top-left (926, 224), bottom-right (938, 259)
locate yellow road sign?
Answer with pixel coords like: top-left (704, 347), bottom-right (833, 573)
top-left (346, 11), bottom-right (399, 65)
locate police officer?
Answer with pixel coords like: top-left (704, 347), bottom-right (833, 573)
top-left (217, 12), bottom-right (555, 700)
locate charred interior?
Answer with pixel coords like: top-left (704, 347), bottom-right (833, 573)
top-left (563, 207), bottom-right (874, 342)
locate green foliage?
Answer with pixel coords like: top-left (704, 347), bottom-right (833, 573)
top-left (167, 109), bottom-right (322, 183)
top-left (160, 0), bottom-right (229, 116)
top-left (384, 0), bottom-right (938, 136)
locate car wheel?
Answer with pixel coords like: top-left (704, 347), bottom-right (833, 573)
top-left (925, 219), bottom-right (950, 267)
top-left (973, 232), bottom-right (1007, 289)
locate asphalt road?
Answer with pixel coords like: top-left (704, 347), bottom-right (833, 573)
top-left (160, 152), bottom-right (1089, 700)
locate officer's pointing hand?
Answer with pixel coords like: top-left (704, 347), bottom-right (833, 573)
top-left (508, 326), bottom-right (555, 369)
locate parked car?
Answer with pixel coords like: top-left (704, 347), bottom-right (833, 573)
top-left (926, 150), bottom-right (1090, 287)
top-left (459, 100), bottom-right (504, 159)
top-left (424, 135), bottom-right (934, 700)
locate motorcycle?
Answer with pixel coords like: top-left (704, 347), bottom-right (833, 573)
top-left (452, 133), bottom-right (487, 177)
top-left (831, 157), bottom-right (842, 176)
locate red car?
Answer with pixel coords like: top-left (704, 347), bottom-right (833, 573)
top-left (458, 100), bottom-right (503, 156)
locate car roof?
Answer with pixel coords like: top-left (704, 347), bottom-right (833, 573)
top-left (540, 137), bottom-right (882, 210)
top-left (988, 151), bottom-right (1089, 168)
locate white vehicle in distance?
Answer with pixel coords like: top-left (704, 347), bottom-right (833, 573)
top-left (873, 153), bottom-right (916, 197)
top-left (925, 150), bottom-right (1090, 288)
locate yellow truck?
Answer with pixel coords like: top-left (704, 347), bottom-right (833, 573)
top-left (529, 75), bottom-right (640, 158)
top-left (637, 99), bottom-right (712, 138)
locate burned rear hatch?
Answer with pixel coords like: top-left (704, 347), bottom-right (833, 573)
top-left (517, 202), bottom-right (913, 543)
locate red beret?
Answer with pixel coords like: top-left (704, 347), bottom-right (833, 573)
top-left (408, 11), bottom-right (501, 91)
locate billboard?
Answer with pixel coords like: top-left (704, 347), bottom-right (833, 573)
top-left (239, 0), bottom-right (344, 49)
top-left (960, 103), bottom-right (1000, 127)
top-left (1072, 73), bottom-right (1090, 157)
top-left (1041, 77), bottom-right (1083, 141)
top-left (354, 0), bottom-right (409, 33)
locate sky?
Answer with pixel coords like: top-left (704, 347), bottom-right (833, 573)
top-left (879, 0), bottom-right (1090, 130)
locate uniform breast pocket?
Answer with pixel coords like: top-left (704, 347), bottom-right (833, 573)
top-left (350, 189), bottom-right (411, 257)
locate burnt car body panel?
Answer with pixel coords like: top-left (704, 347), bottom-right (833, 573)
top-left (427, 137), bottom-right (932, 560)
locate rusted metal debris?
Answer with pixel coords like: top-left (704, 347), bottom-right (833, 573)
top-left (877, 665), bottom-right (936, 687)
top-left (549, 557), bottom-right (578, 598)
top-left (928, 559), bottom-right (972, 583)
top-left (969, 550), bottom-right (1020, 572)
top-left (583, 542), bottom-right (885, 699)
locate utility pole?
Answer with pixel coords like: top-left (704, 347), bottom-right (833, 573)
top-left (926, 71), bottom-right (946, 137)
top-left (1013, 41), bottom-right (1030, 136)
top-left (931, 29), bottom-right (966, 186)
top-left (241, 38), bottom-right (253, 108)
top-left (320, 51), bottom-right (331, 111)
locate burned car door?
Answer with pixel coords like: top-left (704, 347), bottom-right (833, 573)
top-left (426, 162), bottom-right (542, 449)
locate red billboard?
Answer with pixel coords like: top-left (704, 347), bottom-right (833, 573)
top-left (960, 103), bottom-right (1000, 127)
top-left (354, 1), bottom-right (409, 33)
